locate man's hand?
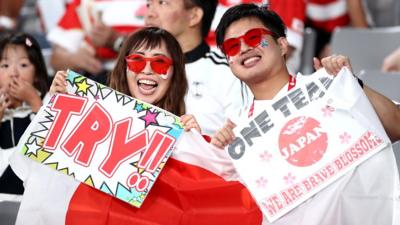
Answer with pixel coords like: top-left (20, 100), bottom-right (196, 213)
top-left (180, 114), bottom-right (202, 133)
top-left (211, 119), bottom-right (236, 149)
top-left (313, 55), bottom-right (353, 76)
top-left (89, 19), bottom-right (119, 49)
top-left (71, 43), bottom-right (103, 74)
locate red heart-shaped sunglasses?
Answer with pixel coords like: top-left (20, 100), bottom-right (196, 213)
top-left (221, 28), bottom-right (275, 57)
top-left (125, 54), bottom-right (173, 75)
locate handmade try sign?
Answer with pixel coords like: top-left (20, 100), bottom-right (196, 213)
top-left (227, 68), bottom-right (390, 222)
top-left (18, 70), bottom-right (184, 207)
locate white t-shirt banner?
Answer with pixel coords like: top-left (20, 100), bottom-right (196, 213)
top-left (16, 70), bottom-right (184, 208)
top-left (227, 68), bottom-right (390, 222)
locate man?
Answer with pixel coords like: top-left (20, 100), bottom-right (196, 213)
top-left (145, 0), bottom-right (249, 136)
top-left (306, 0), bottom-right (368, 58)
top-left (218, 0), bottom-right (305, 72)
top-left (212, 3), bottom-right (400, 224)
top-left (47, 0), bottom-right (143, 84)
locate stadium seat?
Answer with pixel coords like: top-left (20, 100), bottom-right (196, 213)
top-left (358, 70), bottom-right (400, 103)
top-left (331, 26), bottom-right (400, 75)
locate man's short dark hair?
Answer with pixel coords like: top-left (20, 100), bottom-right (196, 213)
top-left (186, 0), bottom-right (218, 39)
top-left (215, 3), bottom-right (287, 48)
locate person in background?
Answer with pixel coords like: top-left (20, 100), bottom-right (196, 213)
top-left (47, 0), bottom-right (143, 84)
top-left (306, 0), bottom-right (369, 58)
top-left (145, 0), bottom-right (250, 136)
top-left (0, 0), bottom-right (24, 32)
top-left (0, 32), bottom-right (49, 195)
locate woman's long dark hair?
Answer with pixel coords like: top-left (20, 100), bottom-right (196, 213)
top-left (109, 27), bottom-right (188, 115)
top-left (0, 32), bottom-right (49, 98)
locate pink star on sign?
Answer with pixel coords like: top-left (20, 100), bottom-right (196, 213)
top-left (140, 110), bottom-right (159, 127)
top-left (339, 132), bottom-right (351, 144)
top-left (322, 105), bottom-right (335, 117)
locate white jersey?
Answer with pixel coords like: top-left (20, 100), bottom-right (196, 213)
top-left (229, 72), bottom-right (400, 225)
top-left (184, 42), bottom-right (251, 136)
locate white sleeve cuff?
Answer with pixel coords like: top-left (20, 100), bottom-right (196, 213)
top-left (286, 28), bottom-right (304, 50)
top-left (47, 27), bottom-right (85, 53)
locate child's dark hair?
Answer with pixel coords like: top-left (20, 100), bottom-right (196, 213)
top-left (0, 32), bottom-right (49, 98)
top-left (109, 27), bottom-right (188, 116)
top-left (215, 3), bottom-right (287, 49)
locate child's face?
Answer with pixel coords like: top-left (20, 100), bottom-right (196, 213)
top-left (126, 41), bottom-right (173, 105)
top-left (0, 44), bottom-right (35, 90)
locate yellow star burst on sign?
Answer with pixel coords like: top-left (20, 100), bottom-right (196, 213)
top-left (76, 79), bottom-right (91, 95)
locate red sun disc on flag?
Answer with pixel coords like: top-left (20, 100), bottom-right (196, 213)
top-left (279, 116), bottom-right (328, 167)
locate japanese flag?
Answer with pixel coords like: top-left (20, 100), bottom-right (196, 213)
top-left (11, 131), bottom-right (263, 225)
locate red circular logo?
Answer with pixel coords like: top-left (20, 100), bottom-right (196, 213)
top-left (279, 116), bottom-right (327, 167)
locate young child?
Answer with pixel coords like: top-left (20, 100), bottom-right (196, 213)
top-left (0, 32), bottom-right (49, 195)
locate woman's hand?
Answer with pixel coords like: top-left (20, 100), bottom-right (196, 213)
top-left (210, 119), bottom-right (236, 149)
top-left (50, 70), bottom-right (68, 94)
top-left (180, 114), bottom-right (202, 133)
